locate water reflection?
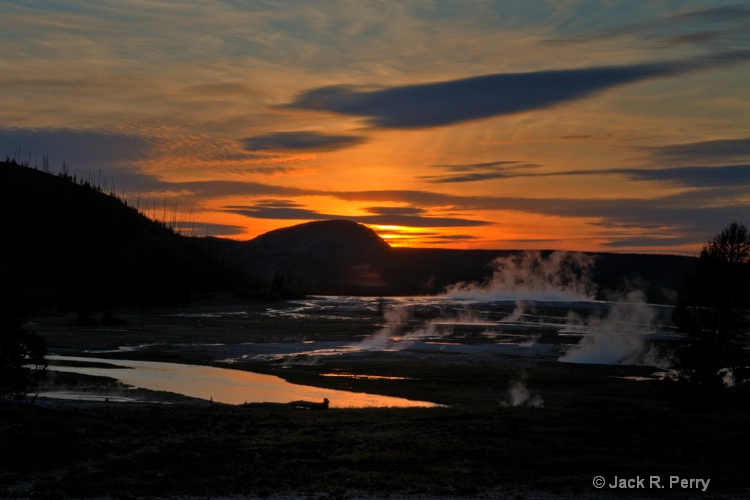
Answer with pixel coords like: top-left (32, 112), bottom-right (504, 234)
top-left (46, 356), bottom-right (438, 408)
top-left (321, 373), bottom-right (411, 381)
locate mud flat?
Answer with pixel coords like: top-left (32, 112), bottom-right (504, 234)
top-left (33, 297), bottom-right (674, 408)
top-left (6, 297), bottom-right (747, 498)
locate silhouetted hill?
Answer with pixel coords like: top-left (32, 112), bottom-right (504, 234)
top-left (0, 159), bottom-right (264, 313)
top-left (197, 219), bottom-right (697, 302)
top-left (198, 220), bottom-right (392, 295)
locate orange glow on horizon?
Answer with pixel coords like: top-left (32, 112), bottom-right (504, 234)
top-left (7, 2), bottom-right (743, 256)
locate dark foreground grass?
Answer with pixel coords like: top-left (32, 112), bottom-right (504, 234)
top-left (1, 400), bottom-right (749, 498)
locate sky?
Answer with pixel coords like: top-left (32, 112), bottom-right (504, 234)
top-left (2, 1), bottom-right (750, 253)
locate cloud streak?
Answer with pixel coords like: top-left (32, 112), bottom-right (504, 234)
top-left (283, 51), bottom-right (750, 129)
top-left (241, 131), bottom-right (367, 152)
top-left (224, 201), bottom-right (491, 228)
top-left (4, 2), bottom-right (749, 252)
top-left (0, 127), bottom-right (155, 166)
top-left (3, 125), bottom-right (742, 247)
top-left (420, 161), bottom-right (542, 183)
top-left (420, 157), bottom-right (750, 188)
top-left (647, 138), bottom-right (750, 165)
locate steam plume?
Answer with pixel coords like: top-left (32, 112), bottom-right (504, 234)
top-left (354, 307), bottom-right (449, 350)
top-left (443, 251), bottom-right (596, 301)
top-left (558, 290), bottom-right (665, 366)
top-left (502, 379), bottom-right (544, 407)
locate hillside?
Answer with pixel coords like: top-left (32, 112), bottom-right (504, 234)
top-left (0, 159), bottom-right (263, 314)
top-left (4, 155), bottom-right (696, 307)
top-left (197, 220), bottom-right (392, 295)
top-left (197, 220), bottom-right (697, 302)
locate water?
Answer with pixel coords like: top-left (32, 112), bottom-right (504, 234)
top-left (45, 355), bottom-right (438, 408)
top-left (42, 295), bottom-right (675, 406)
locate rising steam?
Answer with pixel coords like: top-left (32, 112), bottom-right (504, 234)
top-left (558, 290), bottom-right (665, 366)
top-left (340, 250), bottom-right (671, 369)
top-left (502, 379), bottom-right (544, 408)
top-left (443, 251), bottom-right (596, 301)
top-left (353, 306), bottom-right (463, 350)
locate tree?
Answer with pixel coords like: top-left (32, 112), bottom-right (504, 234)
top-left (0, 267), bottom-right (48, 399)
top-left (0, 320), bottom-right (48, 399)
top-left (671, 222), bottom-right (750, 390)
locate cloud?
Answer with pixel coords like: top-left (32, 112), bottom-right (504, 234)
top-left (241, 131), bottom-right (367, 152)
top-left (419, 157), bottom-right (750, 188)
top-left (364, 206), bottom-right (425, 216)
top-left (357, 213), bottom-right (489, 228)
top-left (167, 181), bottom-right (312, 201)
top-left (668, 4), bottom-right (750, 22)
top-left (5, 126), bottom-right (741, 248)
top-left (565, 164), bottom-right (750, 189)
top-left (0, 127), bottom-right (155, 167)
top-left (182, 82), bottom-right (267, 98)
top-left (647, 138), bottom-right (750, 164)
top-left (426, 234), bottom-right (480, 242)
top-left (224, 200), bottom-right (326, 220)
top-left (223, 200), bottom-right (491, 228)
top-left (550, 4), bottom-right (750, 50)
top-left (420, 160), bottom-right (542, 183)
top-left (617, 165), bottom-right (750, 187)
top-left (661, 3), bottom-right (750, 41)
top-left (328, 186), bottom-right (750, 247)
top-left (282, 51), bottom-right (750, 129)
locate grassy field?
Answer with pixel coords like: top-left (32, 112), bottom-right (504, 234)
top-left (2, 397), bottom-right (749, 498)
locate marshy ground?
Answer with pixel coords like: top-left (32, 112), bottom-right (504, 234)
top-left (3, 297), bottom-right (749, 498)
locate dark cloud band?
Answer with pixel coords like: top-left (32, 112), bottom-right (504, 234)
top-left (283, 51), bottom-right (750, 129)
top-left (648, 138), bottom-right (750, 164)
top-left (224, 202), bottom-right (490, 227)
top-left (241, 131), bottom-right (367, 152)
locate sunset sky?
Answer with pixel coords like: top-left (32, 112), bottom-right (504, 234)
top-left (2, 1), bottom-right (750, 253)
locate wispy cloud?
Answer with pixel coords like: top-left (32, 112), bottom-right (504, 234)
top-left (3, 2), bottom-right (749, 252)
top-left (647, 137), bottom-right (750, 165)
top-left (616, 165), bottom-right (750, 187)
top-left (549, 4), bottom-right (750, 51)
top-left (241, 131), bottom-right (367, 152)
top-left (420, 157), bottom-right (750, 189)
top-left (224, 200), bottom-right (323, 220)
top-left (420, 161), bottom-right (542, 183)
top-left (224, 200), bottom-right (491, 228)
top-left (0, 127), bottom-right (154, 167)
top-left (282, 51), bottom-right (750, 129)
top-left (328, 186), bottom-right (750, 245)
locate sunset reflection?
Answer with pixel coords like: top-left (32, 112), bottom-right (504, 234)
top-left (46, 356), bottom-right (438, 408)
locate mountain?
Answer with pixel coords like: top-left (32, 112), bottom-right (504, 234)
top-left (197, 219), bottom-right (697, 302)
top-left (1, 157), bottom-right (697, 312)
top-left (0, 159), bottom-right (264, 314)
top-left (197, 220), bottom-right (392, 295)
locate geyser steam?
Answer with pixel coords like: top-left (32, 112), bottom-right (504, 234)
top-left (354, 306), bottom-right (450, 350)
top-left (558, 290), bottom-right (665, 366)
top-left (502, 379), bottom-right (544, 407)
top-left (346, 250), bottom-right (671, 369)
top-left (443, 251), bottom-right (596, 301)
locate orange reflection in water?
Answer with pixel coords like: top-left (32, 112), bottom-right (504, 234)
top-left (47, 356), bottom-right (438, 408)
top-left (320, 373), bottom-right (411, 381)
